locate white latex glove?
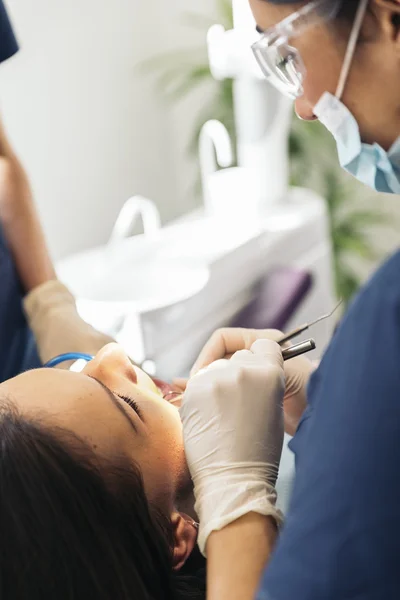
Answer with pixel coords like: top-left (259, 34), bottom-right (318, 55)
top-left (180, 339), bottom-right (285, 556)
top-left (191, 327), bottom-right (317, 436)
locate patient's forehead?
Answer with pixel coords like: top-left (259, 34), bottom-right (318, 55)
top-left (0, 368), bottom-right (138, 456)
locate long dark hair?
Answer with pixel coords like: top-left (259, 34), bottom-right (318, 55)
top-left (0, 400), bottom-right (205, 599)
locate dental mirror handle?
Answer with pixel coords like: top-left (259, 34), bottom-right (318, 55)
top-left (282, 339), bottom-right (316, 361)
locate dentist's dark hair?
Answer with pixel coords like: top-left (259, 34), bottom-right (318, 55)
top-left (0, 400), bottom-right (205, 600)
top-left (265, 1), bottom-right (363, 21)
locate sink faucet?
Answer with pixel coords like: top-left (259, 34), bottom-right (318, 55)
top-left (199, 120), bottom-right (233, 216)
top-left (109, 195), bottom-right (161, 244)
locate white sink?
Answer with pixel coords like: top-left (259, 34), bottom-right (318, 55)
top-left (56, 211), bottom-right (267, 338)
top-left (57, 239), bottom-right (209, 334)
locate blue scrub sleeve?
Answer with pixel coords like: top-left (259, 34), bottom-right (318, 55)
top-left (0, 0), bottom-right (18, 63)
top-left (0, 4), bottom-right (37, 379)
top-left (0, 226), bottom-right (41, 381)
top-left (257, 250), bottom-right (400, 600)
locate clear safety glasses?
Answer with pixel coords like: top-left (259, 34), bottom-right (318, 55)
top-left (252, 0), bottom-right (342, 99)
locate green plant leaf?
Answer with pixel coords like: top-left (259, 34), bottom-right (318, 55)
top-left (336, 266), bottom-right (361, 305)
top-left (163, 65), bottom-right (212, 100)
top-left (346, 210), bottom-right (390, 227)
top-left (138, 49), bottom-right (207, 75)
top-left (334, 230), bottom-right (375, 260)
top-left (216, 0), bottom-right (234, 29)
top-left (288, 130), bottom-right (305, 159)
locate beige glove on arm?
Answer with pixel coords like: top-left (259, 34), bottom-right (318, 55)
top-left (24, 280), bottom-right (114, 365)
top-left (180, 339), bottom-right (285, 556)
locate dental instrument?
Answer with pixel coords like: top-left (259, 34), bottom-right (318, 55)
top-left (278, 299), bottom-right (343, 345)
top-left (282, 339), bottom-right (316, 361)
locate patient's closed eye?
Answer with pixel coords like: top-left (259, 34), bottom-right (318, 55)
top-left (117, 394), bottom-right (143, 420)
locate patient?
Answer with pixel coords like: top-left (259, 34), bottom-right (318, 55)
top-left (0, 120), bottom-right (204, 598)
top-left (0, 344), bottom-right (205, 599)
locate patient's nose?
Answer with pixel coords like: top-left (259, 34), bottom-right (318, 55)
top-left (83, 343), bottom-right (138, 385)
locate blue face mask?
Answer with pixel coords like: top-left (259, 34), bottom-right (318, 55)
top-left (311, 0), bottom-right (400, 195)
top-left (314, 92), bottom-right (400, 195)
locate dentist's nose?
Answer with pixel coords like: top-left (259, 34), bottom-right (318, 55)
top-left (295, 96), bottom-right (318, 121)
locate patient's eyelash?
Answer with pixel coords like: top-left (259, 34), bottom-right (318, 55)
top-left (117, 394), bottom-right (143, 419)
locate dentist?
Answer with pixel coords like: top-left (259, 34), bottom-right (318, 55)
top-left (182, 1), bottom-right (400, 599)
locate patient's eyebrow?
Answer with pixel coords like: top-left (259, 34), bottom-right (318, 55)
top-left (88, 376), bottom-right (138, 434)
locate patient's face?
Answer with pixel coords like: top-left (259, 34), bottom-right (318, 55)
top-left (0, 344), bottom-right (188, 511)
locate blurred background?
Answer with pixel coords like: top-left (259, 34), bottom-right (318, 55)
top-left (0, 0), bottom-right (398, 306)
top-left (0, 0), bottom-right (215, 257)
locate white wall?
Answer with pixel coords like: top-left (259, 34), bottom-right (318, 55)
top-left (0, 0), bottom-right (215, 259)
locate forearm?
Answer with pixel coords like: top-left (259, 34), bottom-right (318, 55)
top-left (0, 117), bottom-right (14, 158)
top-left (2, 186), bottom-right (56, 291)
top-left (0, 118), bottom-right (55, 291)
top-left (206, 514), bottom-right (278, 600)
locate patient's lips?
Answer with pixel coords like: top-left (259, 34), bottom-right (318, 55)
top-left (152, 378), bottom-right (182, 406)
top-left (152, 378), bottom-right (173, 396)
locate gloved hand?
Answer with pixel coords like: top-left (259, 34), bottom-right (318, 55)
top-left (24, 280), bottom-right (115, 365)
top-left (180, 339), bottom-right (285, 556)
top-left (190, 327), bottom-right (317, 436)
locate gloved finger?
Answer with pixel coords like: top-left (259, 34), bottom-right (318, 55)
top-left (190, 329), bottom-right (246, 375)
top-left (171, 378), bottom-right (188, 392)
top-left (190, 358), bottom-right (230, 381)
top-left (191, 328), bottom-right (283, 375)
top-left (230, 349), bottom-right (281, 373)
top-left (229, 349), bottom-right (253, 364)
top-left (250, 339), bottom-right (284, 369)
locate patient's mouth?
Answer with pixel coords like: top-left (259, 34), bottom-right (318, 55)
top-left (152, 378), bottom-right (182, 406)
top-left (152, 378), bottom-right (173, 396)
